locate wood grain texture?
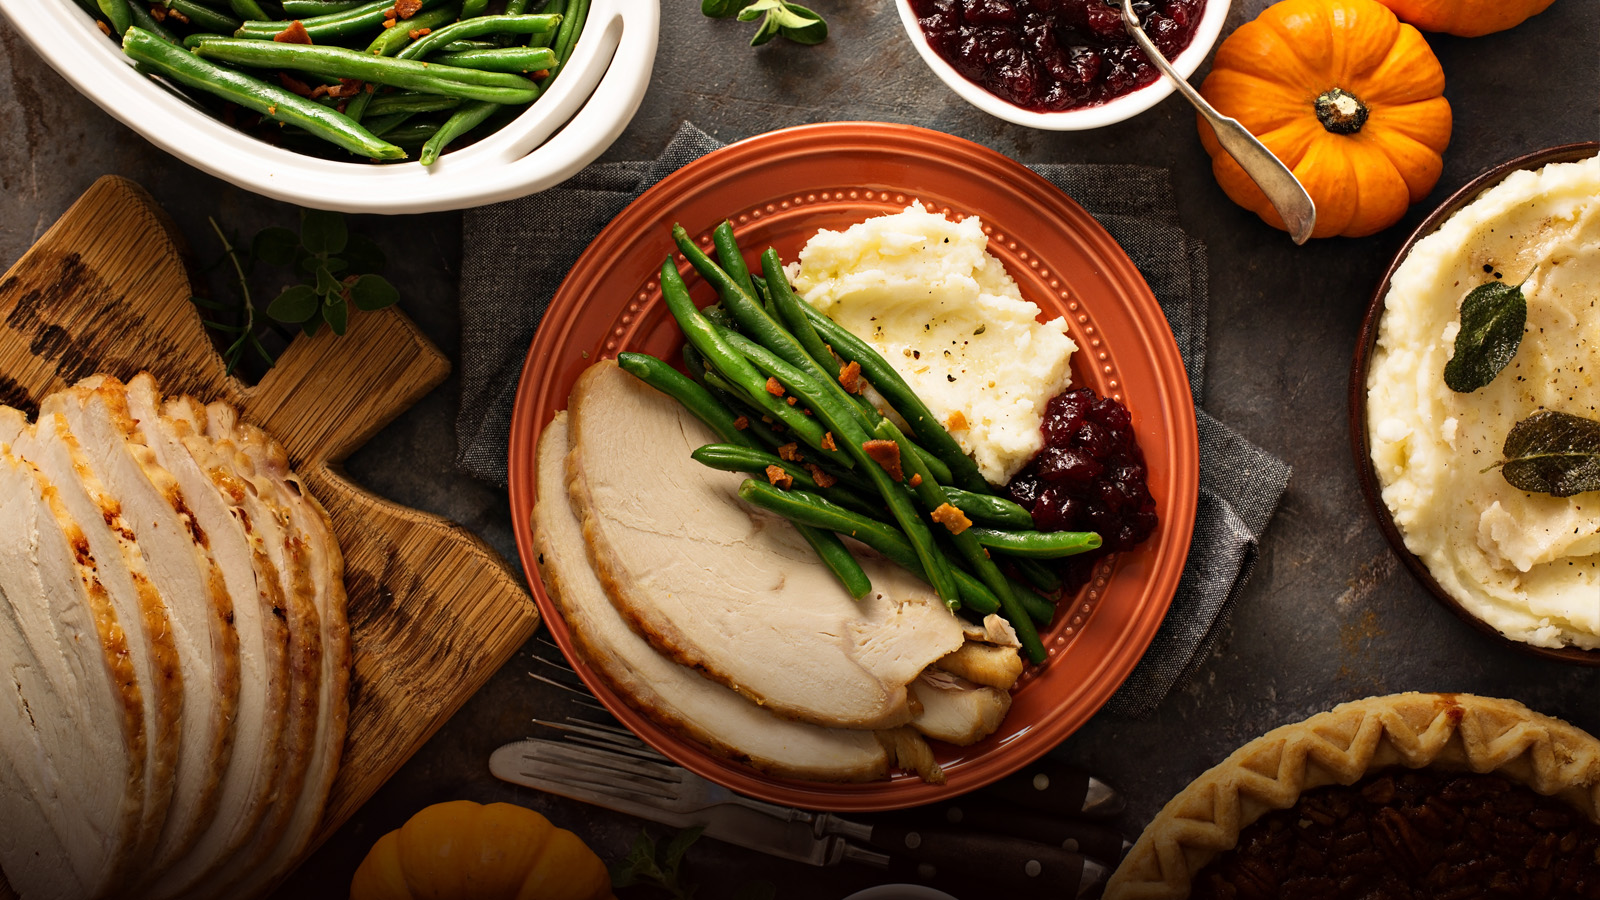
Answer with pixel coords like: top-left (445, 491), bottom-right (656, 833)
top-left (0, 176), bottom-right (539, 897)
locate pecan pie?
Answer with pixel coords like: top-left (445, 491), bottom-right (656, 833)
top-left (1108, 693), bottom-right (1600, 899)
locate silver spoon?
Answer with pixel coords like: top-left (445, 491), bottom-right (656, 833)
top-left (1118, 0), bottom-right (1317, 244)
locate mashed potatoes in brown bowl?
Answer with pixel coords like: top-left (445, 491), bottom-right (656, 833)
top-left (1357, 145), bottom-right (1600, 658)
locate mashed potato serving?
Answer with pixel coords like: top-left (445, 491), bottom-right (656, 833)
top-left (1368, 157), bottom-right (1600, 649)
top-left (787, 204), bottom-right (1076, 485)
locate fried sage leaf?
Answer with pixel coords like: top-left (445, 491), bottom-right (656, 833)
top-left (1444, 281), bottom-right (1526, 393)
top-left (1497, 410), bottom-right (1600, 497)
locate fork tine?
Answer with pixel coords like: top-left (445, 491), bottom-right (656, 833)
top-left (520, 740), bottom-right (684, 784)
top-left (560, 734), bottom-right (668, 763)
top-left (515, 759), bottom-right (680, 804)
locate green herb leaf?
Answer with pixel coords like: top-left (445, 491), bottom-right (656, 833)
top-left (750, 11), bottom-right (781, 44)
top-left (266, 285), bottom-right (320, 324)
top-left (737, 0), bottom-right (783, 19)
top-left (780, 4), bottom-right (827, 43)
top-left (350, 274), bottom-right (400, 311)
top-left (324, 294), bottom-right (349, 336)
top-left (315, 266), bottom-right (342, 298)
top-left (252, 227), bottom-right (301, 267)
top-left (768, 4), bottom-right (814, 28)
top-left (1496, 410), bottom-right (1600, 497)
top-left (300, 209), bottom-right (348, 255)
top-left (1443, 281), bottom-right (1526, 393)
top-left (342, 233), bottom-right (387, 275)
top-left (661, 825), bottom-right (704, 876)
top-left (701, 0), bottom-right (742, 17)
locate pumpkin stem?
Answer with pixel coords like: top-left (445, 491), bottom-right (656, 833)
top-left (1315, 88), bottom-right (1370, 135)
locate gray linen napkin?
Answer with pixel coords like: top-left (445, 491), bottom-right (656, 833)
top-left (458, 122), bottom-right (1291, 717)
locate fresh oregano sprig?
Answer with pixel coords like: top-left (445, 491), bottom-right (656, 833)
top-left (258, 209), bottom-right (399, 337)
top-left (702, 0), bottom-right (827, 46)
top-left (610, 827), bottom-right (703, 900)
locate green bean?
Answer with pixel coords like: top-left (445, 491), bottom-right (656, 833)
top-left (461, 0), bottom-right (489, 15)
top-left (123, 28), bottom-right (405, 159)
top-left (344, 3), bottom-right (460, 123)
top-left (235, 0), bottom-right (450, 39)
top-left (432, 47), bottom-right (557, 72)
top-left (396, 14), bottom-right (562, 60)
top-left (765, 247), bottom-right (838, 382)
top-left (191, 39), bottom-right (543, 103)
top-left (795, 525), bottom-right (872, 600)
top-left (379, 121), bottom-right (441, 146)
top-left (801, 302), bottom-right (992, 494)
top-left (617, 353), bottom-right (761, 451)
top-left (419, 100), bottom-right (497, 164)
top-left (362, 111), bottom-right (414, 136)
top-left (161, 0), bottom-right (240, 32)
top-left (749, 273), bottom-right (772, 311)
top-left (715, 325), bottom-right (959, 610)
top-left (546, 0), bottom-right (588, 82)
top-left (1009, 557), bottom-right (1062, 593)
top-left (942, 487), bottom-right (1033, 529)
top-left (227, 0), bottom-right (271, 20)
top-left (281, 0), bottom-right (364, 14)
top-left (969, 528), bottom-right (1102, 559)
top-left (700, 372), bottom-right (791, 453)
top-left (364, 92), bottom-right (462, 115)
top-left (713, 221), bottom-right (757, 298)
top-left (738, 481), bottom-right (1002, 616)
top-left (658, 258), bottom-right (841, 462)
top-left (691, 444), bottom-right (884, 519)
top-left (1006, 575), bottom-right (1056, 625)
top-left (877, 417), bottom-right (1043, 662)
top-left (126, 2), bottom-right (178, 42)
top-left (440, 39), bottom-right (500, 51)
top-left (98, 0), bottom-right (132, 35)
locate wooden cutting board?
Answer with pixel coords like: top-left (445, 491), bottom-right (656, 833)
top-left (0, 176), bottom-right (540, 899)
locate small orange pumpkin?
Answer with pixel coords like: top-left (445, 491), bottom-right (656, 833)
top-left (1197, 0), bottom-right (1453, 239)
top-left (349, 801), bottom-right (614, 900)
top-left (1373, 0), bottom-right (1558, 37)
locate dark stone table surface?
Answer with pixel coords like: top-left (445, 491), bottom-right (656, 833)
top-left (1, 2), bottom-right (1597, 897)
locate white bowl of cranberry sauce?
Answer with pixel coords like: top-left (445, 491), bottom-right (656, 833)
top-left (895, 0), bottom-right (1232, 130)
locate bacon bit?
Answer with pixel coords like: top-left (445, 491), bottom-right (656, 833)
top-left (909, 473), bottom-right (922, 487)
top-left (147, 5), bottom-right (166, 22)
top-left (166, 7), bottom-right (189, 23)
top-left (329, 78), bottom-right (364, 98)
top-left (764, 377), bottom-right (784, 397)
top-left (408, 26), bottom-right (431, 39)
top-left (821, 432), bottom-right (836, 451)
top-left (275, 21), bottom-right (313, 44)
top-left (267, 103), bottom-right (279, 115)
top-left (930, 503), bottom-right (972, 535)
top-left (96, 19), bottom-right (111, 35)
top-left (786, 396), bottom-right (798, 406)
top-left (365, 82), bottom-right (377, 93)
top-left (394, 0), bottom-right (423, 17)
top-left (863, 440), bottom-right (903, 481)
top-left (805, 464), bottom-right (837, 488)
top-left (764, 465), bottom-right (794, 490)
top-left (531, 69), bottom-right (550, 78)
top-left (309, 83), bottom-right (331, 99)
top-left (732, 416), bottom-right (749, 431)
top-left (382, 18), bottom-right (398, 27)
top-left (777, 443), bottom-right (803, 463)
top-left (839, 360), bottom-right (863, 394)
top-left (946, 410), bottom-right (968, 431)
top-left (278, 72), bottom-right (315, 97)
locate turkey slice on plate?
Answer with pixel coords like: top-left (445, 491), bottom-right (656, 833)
top-left (0, 408), bottom-right (184, 869)
top-left (0, 447), bottom-right (144, 897)
top-left (908, 669), bottom-right (1011, 746)
top-left (204, 410), bottom-right (349, 899)
top-left (566, 361), bottom-right (966, 731)
top-left (535, 412), bottom-right (888, 781)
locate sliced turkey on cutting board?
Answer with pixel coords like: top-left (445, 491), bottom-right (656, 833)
top-left (0, 447), bottom-right (144, 897)
top-left (567, 360), bottom-right (968, 731)
top-left (118, 374), bottom-right (289, 889)
top-left (205, 408), bottom-right (349, 899)
top-left (0, 408), bottom-right (184, 870)
top-left (536, 412), bottom-right (889, 781)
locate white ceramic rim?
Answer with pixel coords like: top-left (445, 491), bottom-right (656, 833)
top-left (893, 0), bottom-right (1231, 131)
top-left (842, 887), bottom-right (960, 900)
top-left (0, 0), bottom-right (660, 213)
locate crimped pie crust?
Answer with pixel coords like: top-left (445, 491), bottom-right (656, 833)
top-left (1107, 692), bottom-right (1600, 899)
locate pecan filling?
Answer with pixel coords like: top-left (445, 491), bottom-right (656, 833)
top-left (1194, 770), bottom-right (1600, 900)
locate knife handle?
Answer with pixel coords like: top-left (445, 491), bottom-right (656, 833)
top-left (930, 803), bottom-right (1129, 864)
top-left (982, 757), bottom-right (1124, 818)
top-left (863, 824), bottom-right (1101, 894)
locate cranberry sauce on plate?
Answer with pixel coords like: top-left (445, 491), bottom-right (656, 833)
top-left (908, 0), bottom-right (1207, 112)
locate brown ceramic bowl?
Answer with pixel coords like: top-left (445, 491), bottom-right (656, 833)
top-left (1349, 141), bottom-right (1600, 666)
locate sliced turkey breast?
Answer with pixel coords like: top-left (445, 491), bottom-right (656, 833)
top-left (935, 640), bottom-right (1024, 691)
top-left (567, 361), bottom-right (966, 730)
top-left (908, 669), bottom-right (1011, 746)
top-left (43, 380), bottom-right (253, 898)
top-left (0, 741), bottom-right (85, 900)
top-left (0, 408), bottom-right (184, 870)
top-left (0, 448), bottom-right (144, 896)
top-left (536, 413), bottom-right (888, 781)
top-left (205, 413), bottom-right (348, 899)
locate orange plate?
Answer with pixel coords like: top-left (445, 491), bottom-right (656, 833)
top-left (507, 122), bottom-right (1200, 810)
